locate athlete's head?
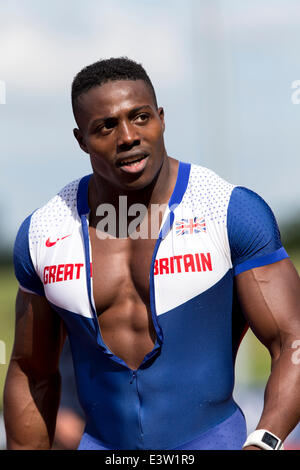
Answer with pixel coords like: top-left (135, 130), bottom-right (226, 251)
top-left (72, 57), bottom-right (158, 115)
top-left (72, 57), bottom-right (166, 192)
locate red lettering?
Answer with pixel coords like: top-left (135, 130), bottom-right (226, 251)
top-left (64, 264), bottom-right (74, 281)
top-left (183, 254), bottom-right (195, 272)
top-left (201, 253), bottom-right (212, 271)
top-left (74, 263), bottom-right (84, 279)
top-left (153, 253), bottom-right (212, 275)
top-left (56, 264), bottom-right (64, 282)
top-left (195, 253), bottom-right (202, 272)
top-left (170, 256), bottom-right (174, 274)
top-left (159, 258), bottom-right (169, 274)
top-left (49, 265), bottom-right (56, 283)
top-left (173, 255), bottom-right (182, 273)
top-left (43, 262), bottom-right (86, 284)
top-left (43, 266), bottom-right (49, 284)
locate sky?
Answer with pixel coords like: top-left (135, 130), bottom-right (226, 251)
top-left (1, 0), bottom-right (300, 248)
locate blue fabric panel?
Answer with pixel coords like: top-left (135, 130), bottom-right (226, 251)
top-left (138, 270), bottom-right (237, 450)
top-left (228, 187), bottom-right (287, 272)
top-left (168, 162), bottom-right (191, 209)
top-left (13, 214), bottom-right (45, 296)
top-left (59, 337), bottom-right (85, 419)
top-left (173, 408), bottom-right (246, 450)
top-left (234, 246), bottom-right (289, 275)
top-left (77, 408), bottom-right (246, 450)
top-left (77, 174), bottom-right (91, 216)
top-left (78, 432), bottom-right (115, 450)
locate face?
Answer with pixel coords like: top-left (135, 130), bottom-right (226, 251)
top-left (73, 80), bottom-right (166, 191)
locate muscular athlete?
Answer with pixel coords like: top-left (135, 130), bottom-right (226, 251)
top-left (4, 58), bottom-right (300, 450)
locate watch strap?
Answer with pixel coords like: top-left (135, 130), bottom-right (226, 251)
top-left (242, 429), bottom-right (284, 450)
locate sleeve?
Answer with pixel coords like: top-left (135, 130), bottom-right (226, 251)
top-left (13, 214), bottom-right (45, 296)
top-left (227, 186), bottom-right (289, 276)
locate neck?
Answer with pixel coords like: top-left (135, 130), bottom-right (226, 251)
top-left (88, 155), bottom-right (178, 212)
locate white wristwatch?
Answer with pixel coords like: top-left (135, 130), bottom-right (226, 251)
top-left (242, 429), bottom-right (284, 450)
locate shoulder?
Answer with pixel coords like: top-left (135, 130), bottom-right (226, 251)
top-left (15, 176), bottom-right (82, 237)
top-left (184, 163), bottom-right (288, 272)
top-left (226, 186), bottom-right (288, 273)
top-left (188, 163), bottom-right (235, 192)
top-left (227, 186), bottom-right (280, 239)
top-left (183, 163), bottom-right (235, 222)
top-left (29, 177), bottom-right (82, 242)
top-left (186, 163), bottom-right (276, 224)
top-left (13, 177), bottom-right (85, 294)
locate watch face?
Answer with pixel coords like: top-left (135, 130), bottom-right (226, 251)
top-left (262, 432), bottom-right (279, 449)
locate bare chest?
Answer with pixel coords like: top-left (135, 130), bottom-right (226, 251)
top-left (89, 228), bottom-right (157, 310)
top-left (88, 227), bottom-right (158, 369)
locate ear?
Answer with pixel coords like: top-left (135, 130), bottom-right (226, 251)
top-left (157, 107), bottom-right (165, 132)
top-left (73, 128), bottom-right (89, 154)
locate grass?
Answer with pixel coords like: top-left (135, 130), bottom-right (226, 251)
top-left (0, 266), bottom-right (18, 410)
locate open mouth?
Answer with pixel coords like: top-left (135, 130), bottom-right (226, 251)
top-left (117, 154), bottom-right (148, 167)
top-left (117, 154), bottom-right (149, 174)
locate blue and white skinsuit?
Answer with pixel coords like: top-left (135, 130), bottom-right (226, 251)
top-left (14, 162), bottom-right (288, 450)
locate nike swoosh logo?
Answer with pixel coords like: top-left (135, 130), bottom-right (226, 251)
top-left (45, 235), bottom-right (71, 247)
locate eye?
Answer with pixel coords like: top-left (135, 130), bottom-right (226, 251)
top-left (95, 126), bottom-right (111, 135)
top-left (134, 113), bottom-right (150, 124)
top-left (105, 118), bottom-right (117, 129)
top-left (95, 118), bottom-right (117, 135)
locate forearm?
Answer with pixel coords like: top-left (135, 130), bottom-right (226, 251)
top-left (3, 359), bottom-right (61, 449)
top-left (255, 342), bottom-right (300, 441)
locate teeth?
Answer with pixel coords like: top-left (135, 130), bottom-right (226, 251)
top-left (120, 155), bottom-right (145, 166)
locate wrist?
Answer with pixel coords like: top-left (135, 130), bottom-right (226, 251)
top-left (242, 429), bottom-right (284, 450)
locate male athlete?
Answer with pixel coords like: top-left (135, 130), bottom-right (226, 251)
top-left (4, 57), bottom-right (300, 450)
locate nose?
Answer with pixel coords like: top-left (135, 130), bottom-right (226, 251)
top-left (117, 120), bottom-right (140, 152)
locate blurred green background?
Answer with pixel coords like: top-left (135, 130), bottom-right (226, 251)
top-left (0, 263), bottom-right (17, 409)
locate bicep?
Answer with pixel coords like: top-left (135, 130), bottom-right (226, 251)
top-left (235, 258), bottom-right (300, 360)
top-left (11, 289), bottom-right (66, 378)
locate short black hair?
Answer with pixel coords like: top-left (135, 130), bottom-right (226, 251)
top-left (71, 57), bottom-right (158, 116)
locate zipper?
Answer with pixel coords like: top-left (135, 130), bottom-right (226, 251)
top-left (130, 370), bottom-right (143, 437)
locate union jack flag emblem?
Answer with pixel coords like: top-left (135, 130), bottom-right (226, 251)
top-left (175, 217), bottom-right (206, 236)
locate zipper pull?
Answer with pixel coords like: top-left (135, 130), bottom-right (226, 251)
top-left (130, 370), bottom-right (137, 384)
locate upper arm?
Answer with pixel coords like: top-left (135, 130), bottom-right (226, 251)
top-left (12, 215), bottom-right (66, 377)
top-left (236, 259), bottom-right (300, 357)
top-left (227, 187), bottom-right (300, 358)
top-left (235, 258), bottom-right (300, 360)
top-left (4, 291), bottom-right (66, 449)
top-left (11, 289), bottom-right (66, 379)
top-left (227, 187), bottom-right (288, 275)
